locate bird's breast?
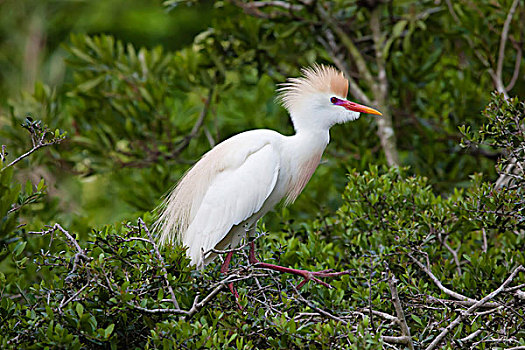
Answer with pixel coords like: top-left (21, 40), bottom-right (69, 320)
top-left (283, 150), bottom-right (323, 205)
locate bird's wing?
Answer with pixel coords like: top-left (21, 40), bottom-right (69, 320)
top-left (182, 142), bottom-right (280, 266)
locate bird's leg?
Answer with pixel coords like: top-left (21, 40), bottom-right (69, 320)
top-left (220, 251), bottom-right (240, 301)
top-left (248, 241), bottom-right (350, 289)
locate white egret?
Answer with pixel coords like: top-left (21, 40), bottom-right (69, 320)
top-left (155, 64), bottom-right (381, 294)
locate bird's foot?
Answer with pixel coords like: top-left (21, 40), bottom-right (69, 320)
top-left (295, 269), bottom-right (351, 289)
top-left (221, 251), bottom-right (243, 308)
top-left (226, 282), bottom-right (243, 309)
top-left (248, 241), bottom-right (350, 289)
top-left (227, 282), bottom-right (239, 299)
top-left (252, 261), bottom-right (351, 289)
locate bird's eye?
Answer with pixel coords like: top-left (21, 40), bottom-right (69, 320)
top-left (330, 97), bottom-right (338, 104)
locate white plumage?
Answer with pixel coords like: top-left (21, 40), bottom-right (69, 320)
top-left (155, 64), bottom-right (381, 268)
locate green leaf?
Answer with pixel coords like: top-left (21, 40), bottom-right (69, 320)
top-left (411, 314), bottom-right (423, 326)
top-left (392, 20), bottom-right (407, 38)
top-left (69, 47), bottom-right (96, 64)
top-left (76, 303), bottom-right (84, 317)
top-left (37, 178), bottom-right (45, 192)
top-left (104, 324), bottom-right (115, 338)
top-left (24, 180), bottom-right (33, 196)
top-left (77, 75), bottom-right (106, 93)
top-left (13, 241), bottom-right (27, 257)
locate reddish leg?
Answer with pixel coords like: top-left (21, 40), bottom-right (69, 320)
top-left (220, 251), bottom-right (240, 301)
top-left (248, 241), bottom-right (350, 289)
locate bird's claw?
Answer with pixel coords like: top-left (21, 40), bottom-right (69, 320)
top-left (227, 282), bottom-right (239, 299)
top-left (297, 277), bottom-right (333, 289)
top-left (296, 270), bottom-right (352, 289)
top-left (227, 282), bottom-right (243, 310)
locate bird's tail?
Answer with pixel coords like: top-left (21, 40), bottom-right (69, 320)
top-left (152, 186), bottom-right (189, 247)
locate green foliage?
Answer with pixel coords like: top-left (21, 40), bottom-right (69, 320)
top-left (1, 0), bottom-right (525, 348)
top-left (0, 215), bottom-right (382, 349)
top-left (2, 162), bottom-right (524, 348)
top-left (461, 92), bottom-right (525, 189)
top-left (65, 33), bottom-right (180, 171)
top-left (1, 94), bottom-right (524, 348)
top-left (4, 0), bottom-right (523, 225)
top-left (339, 165), bottom-right (524, 293)
top-left (1, 220), bottom-right (192, 349)
top-left (0, 0), bottom-right (213, 105)
top-left (0, 165), bottom-right (47, 244)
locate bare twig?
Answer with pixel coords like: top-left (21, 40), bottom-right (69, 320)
top-left (421, 295), bottom-right (498, 308)
top-left (50, 224), bottom-right (83, 254)
top-left (367, 309), bottom-right (399, 324)
top-left (316, 4), bottom-right (376, 90)
top-left (125, 303), bottom-right (189, 315)
top-left (382, 335), bottom-right (413, 345)
top-left (1, 140), bottom-right (60, 172)
top-left (204, 231), bottom-right (267, 256)
top-left (370, 6), bottom-right (400, 167)
top-left (172, 88), bottom-right (214, 156)
top-left (29, 224), bottom-right (91, 276)
top-left (471, 337), bottom-right (521, 349)
top-left (368, 254), bottom-right (375, 328)
top-left (505, 40), bottom-right (522, 92)
top-left (229, 0), bottom-right (297, 19)
top-left (291, 285), bottom-right (349, 324)
top-left (138, 218), bottom-right (180, 310)
top-left (203, 127), bottom-right (216, 148)
top-left (425, 265), bottom-right (525, 350)
top-left (118, 236), bottom-right (152, 244)
top-left (408, 253), bottom-right (498, 307)
top-left (317, 30), bottom-right (371, 104)
top-left (482, 227), bottom-right (488, 253)
top-left (244, 1), bottom-right (303, 12)
top-left (459, 327), bottom-right (484, 343)
top-left (444, 0), bottom-right (460, 22)
top-left (1, 124), bottom-right (65, 172)
top-left (385, 264), bottom-right (415, 350)
top-left (0, 145), bottom-right (6, 162)
top-left (493, 0), bottom-right (523, 188)
top-left (124, 273), bottom-right (244, 319)
top-left (495, 0), bottom-right (520, 98)
top-left (59, 283), bottom-right (91, 309)
top-left (437, 231), bottom-right (462, 276)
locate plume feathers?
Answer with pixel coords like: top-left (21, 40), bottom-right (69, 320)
top-left (277, 64), bottom-right (349, 113)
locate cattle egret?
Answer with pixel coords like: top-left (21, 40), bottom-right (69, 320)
top-left (155, 64), bottom-right (381, 293)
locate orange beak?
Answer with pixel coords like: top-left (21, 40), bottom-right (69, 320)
top-left (338, 100), bottom-right (382, 116)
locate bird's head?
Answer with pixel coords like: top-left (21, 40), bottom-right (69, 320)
top-left (278, 64), bottom-right (381, 132)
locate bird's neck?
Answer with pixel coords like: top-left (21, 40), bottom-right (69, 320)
top-left (283, 128), bottom-right (330, 204)
top-left (292, 128), bottom-right (330, 148)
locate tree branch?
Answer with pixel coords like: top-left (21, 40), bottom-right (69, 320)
top-left (172, 87), bottom-right (214, 156)
top-left (138, 218), bottom-right (180, 310)
top-left (386, 264), bottom-right (415, 350)
top-left (316, 4), bottom-right (377, 91)
top-left (408, 253), bottom-right (498, 307)
top-left (505, 39), bottom-right (522, 92)
top-left (317, 30), bottom-right (371, 104)
top-left (495, 0), bottom-right (520, 98)
top-left (370, 6), bottom-right (400, 167)
top-left (425, 265), bottom-right (524, 350)
top-left (292, 285), bottom-right (349, 324)
top-left (1, 138), bottom-right (63, 172)
top-left (244, 1), bottom-right (304, 12)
